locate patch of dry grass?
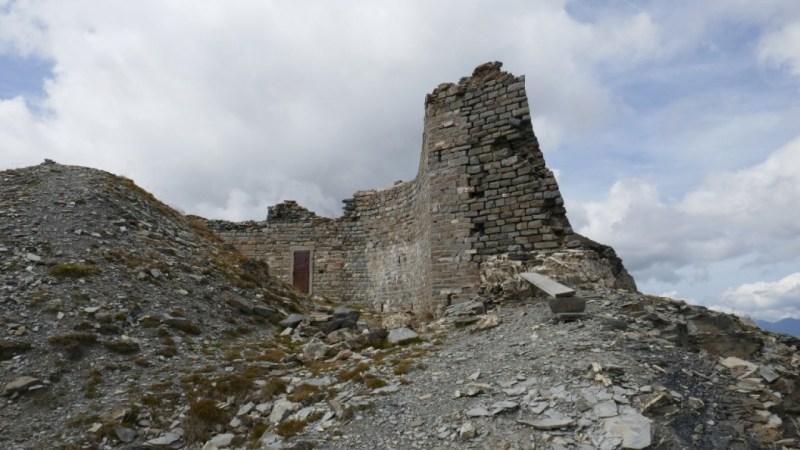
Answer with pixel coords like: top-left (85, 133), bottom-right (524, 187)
top-left (184, 398), bottom-right (230, 442)
top-left (287, 384), bottom-right (322, 405)
top-left (85, 369), bottom-right (102, 398)
top-left (244, 348), bottom-right (285, 363)
top-left (48, 332), bottom-right (98, 359)
top-left (48, 262), bottom-right (99, 279)
top-left (275, 418), bottom-right (308, 438)
top-left (103, 339), bottom-right (140, 355)
top-left (258, 377), bottom-right (288, 401)
top-left (337, 362), bottom-right (371, 383)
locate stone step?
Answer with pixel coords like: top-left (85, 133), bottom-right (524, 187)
top-left (519, 272), bottom-right (576, 298)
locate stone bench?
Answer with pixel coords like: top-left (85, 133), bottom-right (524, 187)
top-left (519, 272), bottom-right (576, 298)
top-left (519, 272), bottom-right (586, 318)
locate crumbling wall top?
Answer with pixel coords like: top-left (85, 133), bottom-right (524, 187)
top-left (471, 60), bottom-right (504, 78)
top-left (267, 200), bottom-right (328, 223)
top-left (426, 61), bottom-right (513, 106)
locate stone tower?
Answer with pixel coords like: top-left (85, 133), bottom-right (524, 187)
top-left (210, 62), bottom-right (574, 313)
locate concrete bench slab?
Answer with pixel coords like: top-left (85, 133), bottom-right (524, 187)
top-left (519, 272), bottom-right (576, 298)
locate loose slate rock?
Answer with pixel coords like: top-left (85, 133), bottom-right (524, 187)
top-left (3, 376), bottom-right (40, 396)
top-left (204, 432), bottom-right (234, 449)
top-left (114, 427), bottom-right (137, 443)
top-left (458, 421), bottom-right (477, 440)
top-left (387, 327), bottom-right (418, 345)
top-left (760, 365), bottom-right (780, 383)
top-left (474, 314), bottom-right (502, 331)
top-left (146, 431), bottom-right (182, 446)
top-left (594, 400), bottom-right (618, 418)
top-left (270, 399), bottom-right (300, 423)
top-left (466, 407), bottom-right (492, 417)
top-left (603, 413), bottom-right (652, 449)
top-left (253, 304), bottom-right (278, 319)
top-left (224, 293), bottom-right (253, 314)
top-left (518, 416), bottom-right (575, 430)
top-left (372, 384), bottom-right (400, 395)
top-left (489, 400), bottom-right (518, 415)
top-left (280, 314), bottom-right (305, 329)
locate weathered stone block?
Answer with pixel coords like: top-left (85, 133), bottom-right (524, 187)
top-left (547, 297), bottom-right (587, 314)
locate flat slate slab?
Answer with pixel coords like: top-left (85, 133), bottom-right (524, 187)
top-left (520, 272), bottom-right (576, 298)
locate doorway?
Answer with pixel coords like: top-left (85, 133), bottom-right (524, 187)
top-left (292, 250), bottom-right (311, 294)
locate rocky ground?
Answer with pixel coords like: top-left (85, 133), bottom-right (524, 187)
top-left (316, 291), bottom-right (800, 449)
top-left (0, 161), bottom-right (311, 448)
top-left (1, 162), bottom-right (799, 450)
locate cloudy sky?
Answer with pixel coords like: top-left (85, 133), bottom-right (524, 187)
top-left (2, 0), bottom-right (799, 321)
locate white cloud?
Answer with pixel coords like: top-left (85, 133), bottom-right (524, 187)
top-left (0, 0), bottom-right (50, 57)
top-left (0, 0), bottom-right (672, 219)
top-left (590, 12), bottom-right (663, 65)
top-left (572, 138), bottom-right (800, 283)
top-left (531, 115), bottom-right (564, 152)
top-left (681, 138), bottom-right (800, 240)
top-left (713, 272), bottom-right (800, 321)
top-left (758, 21), bottom-right (800, 76)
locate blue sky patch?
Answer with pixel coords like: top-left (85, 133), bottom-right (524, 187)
top-left (0, 53), bottom-right (52, 101)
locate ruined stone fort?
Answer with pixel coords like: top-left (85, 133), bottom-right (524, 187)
top-left (210, 62), bottom-right (577, 313)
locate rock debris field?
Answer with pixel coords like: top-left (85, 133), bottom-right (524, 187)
top-left (321, 292), bottom-right (799, 449)
top-left (1, 162), bottom-right (799, 450)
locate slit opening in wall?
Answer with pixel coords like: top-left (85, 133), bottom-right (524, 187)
top-left (471, 222), bottom-right (485, 237)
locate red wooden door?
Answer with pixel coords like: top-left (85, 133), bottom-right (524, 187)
top-left (292, 251), bottom-right (310, 294)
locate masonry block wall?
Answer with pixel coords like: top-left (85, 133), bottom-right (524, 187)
top-left (209, 62), bottom-right (574, 313)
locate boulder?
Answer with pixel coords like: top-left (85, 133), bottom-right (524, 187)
top-left (253, 304), bottom-right (278, 319)
top-left (349, 329), bottom-right (388, 349)
top-left (333, 306), bottom-right (359, 321)
top-left (114, 427), bottom-right (137, 443)
top-left (473, 314), bottom-right (502, 331)
top-left (270, 399), bottom-right (300, 423)
top-left (280, 314), bottom-right (305, 329)
top-left (203, 433), bottom-right (234, 450)
top-left (301, 339), bottom-right (329, 361)
top-left (224, 293), bottom-right (253, 314)
top-left (458, 422), bottom-right (476, 440)
top-left (326, 329), bottom-right (353, 345)
top-left (603, 413), bottom-right (652, 449)
top-left (3, 376), bottom-right (40, 396)
top-left (387, 327), bottom-right (418, 345)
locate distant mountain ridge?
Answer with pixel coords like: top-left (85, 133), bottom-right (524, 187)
top-left (757, 317), bottom-right (800, 337)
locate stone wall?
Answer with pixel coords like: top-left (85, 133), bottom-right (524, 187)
top-left (209, 62), bottom-right (575, 314)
